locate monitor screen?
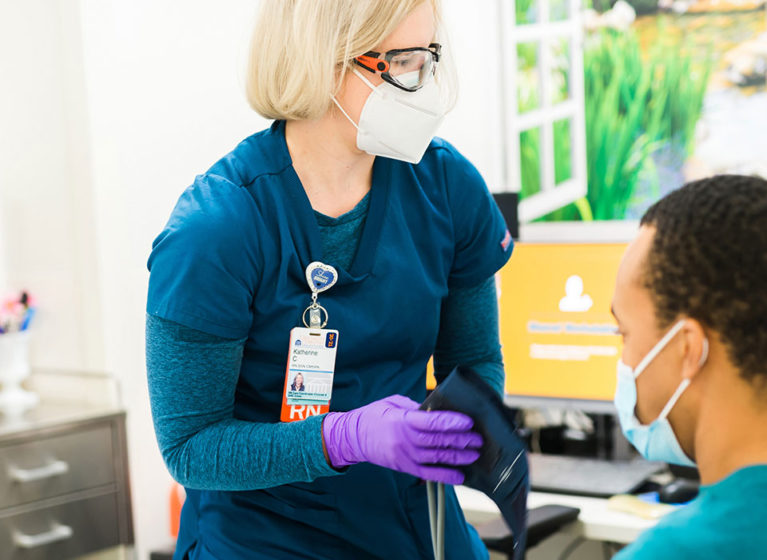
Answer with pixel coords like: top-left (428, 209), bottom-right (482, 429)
top-left (499, 242), bottom-right (626, 411)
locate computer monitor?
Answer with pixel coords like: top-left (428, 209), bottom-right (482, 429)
top-left (499, 241), bottom-right (628, 413)
top-left (492, 192), bottom-right (519, 240)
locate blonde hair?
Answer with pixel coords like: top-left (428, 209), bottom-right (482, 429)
top-left (246, 0), bottom-right (456, 120)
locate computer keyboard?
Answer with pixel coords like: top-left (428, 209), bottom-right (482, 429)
top-left (528, 453), bottom-right (665, 497)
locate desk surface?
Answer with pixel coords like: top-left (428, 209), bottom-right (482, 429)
top-left (0, 401), bottom-right (124, 438)
top-left (456, 486), bottom-right (660, 544)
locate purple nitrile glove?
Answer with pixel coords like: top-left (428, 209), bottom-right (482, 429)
top-left (322, 394), bottom-right (483, 485)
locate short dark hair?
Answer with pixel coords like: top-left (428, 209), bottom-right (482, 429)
top-left (640, 174), bottom-right (767, 387)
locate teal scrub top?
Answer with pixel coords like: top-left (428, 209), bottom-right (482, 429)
top-left (615, 465), bottom-right (767, 560)
top-left (146, 121), bottom-right (513, 559)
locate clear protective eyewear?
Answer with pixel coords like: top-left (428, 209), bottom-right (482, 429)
top-left (354, 43), bottom-right (441, 92)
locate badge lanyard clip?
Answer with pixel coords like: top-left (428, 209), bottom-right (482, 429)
top-left (302, 262), bottom-right (337, 330)
top-left (303, 292), bottom-right (328, 330)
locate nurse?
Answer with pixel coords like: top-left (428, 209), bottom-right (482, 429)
top-left (145, 1), bottom-right (512, 559)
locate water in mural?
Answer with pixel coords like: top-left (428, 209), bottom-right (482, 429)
top-left (517, 0), bottom-right (767, 221)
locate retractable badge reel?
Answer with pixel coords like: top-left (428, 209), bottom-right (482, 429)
top-left (280, 262), bottom-right (340, 422)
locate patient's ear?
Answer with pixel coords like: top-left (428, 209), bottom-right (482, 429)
top-left (680, 319), bottom-right (708, 381)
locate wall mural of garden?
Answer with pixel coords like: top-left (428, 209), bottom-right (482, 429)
top-left (517, 0), bottom-right (767, 221)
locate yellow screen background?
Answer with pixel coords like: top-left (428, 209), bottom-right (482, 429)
top-left (426, 243), bottom-right (626, 401)
top-left (499, 243), bottom-right (625, 401)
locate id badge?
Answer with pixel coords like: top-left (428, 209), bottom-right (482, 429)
top-left (280, 327), bottom-right (339, 422)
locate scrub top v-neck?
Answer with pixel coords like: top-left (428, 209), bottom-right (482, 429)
top-left (146, 120), bottom-right (512, 559)
top-left (283, 145), bottom-right (390, 283)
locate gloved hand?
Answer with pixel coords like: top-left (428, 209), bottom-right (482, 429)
top-left (322, 394), bottom-right (483, 485)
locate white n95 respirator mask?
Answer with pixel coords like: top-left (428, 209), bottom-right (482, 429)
top-left (332, 69), bottom-right (447, 164)
top-left (614, 320), bottom-right (708, 467)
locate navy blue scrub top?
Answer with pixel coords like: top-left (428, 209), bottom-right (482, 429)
top-left (147, 120), bottom-right (512, 559)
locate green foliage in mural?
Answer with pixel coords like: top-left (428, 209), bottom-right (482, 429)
top-left (518, 24), bottom-right (711, 222)
top-left (583, 28), bottom-right (711, 220)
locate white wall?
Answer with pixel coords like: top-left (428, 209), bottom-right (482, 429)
top-left (77, 1), bottom-right (265, 557)
top-left (0, 0), bottom-right (103, 370)
top-left (441, 0), bottom-right (505, 191)
top-left (0, 195), bottom-right (7, 292)
top-left (0, 1), bottom-right (504, 557)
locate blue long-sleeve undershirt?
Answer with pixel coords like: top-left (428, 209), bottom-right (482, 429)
top-left (146, 193), bottom-right (506, 491)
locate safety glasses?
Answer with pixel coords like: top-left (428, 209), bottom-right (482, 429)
top-left (354, 43), bottom-right (441, 92)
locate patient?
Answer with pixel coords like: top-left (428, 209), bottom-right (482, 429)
top-left (610, 175), bottom-right (767, 559)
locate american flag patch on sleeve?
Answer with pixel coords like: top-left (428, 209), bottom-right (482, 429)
top-left (500, 229), bottom-right (512, 252)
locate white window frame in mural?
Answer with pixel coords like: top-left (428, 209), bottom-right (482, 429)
top-left (499, 0), bottom-right (588, 224)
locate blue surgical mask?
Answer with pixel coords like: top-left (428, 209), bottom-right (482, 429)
top-left (614, 320), bottom-right (708, 467)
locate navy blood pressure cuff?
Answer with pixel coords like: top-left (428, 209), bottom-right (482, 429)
top-left (421, 365), bottom-right (530, 559)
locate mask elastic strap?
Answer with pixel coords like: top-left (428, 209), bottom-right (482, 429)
top-left (330, 68), bottom-right (383, 131)
top-left (699, 337), bottom-right (709, 367)
top-left (657, 377), bottom-right (690, 421)
top-left (657, 336), bottom-right (708, 421)
top-left (352, 68), bottom-right (377, 91)
top-left (330, 96), bottom-right (359, 130)
top-left (634, 320), bottom-right (686, 378)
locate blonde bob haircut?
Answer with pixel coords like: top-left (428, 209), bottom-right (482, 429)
top-left (246, 0), bottom-right (456, 121)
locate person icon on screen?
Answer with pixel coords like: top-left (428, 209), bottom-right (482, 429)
top-left (559, 275), bottom-right (593, 312)
top-left (291, 373), bottom-right (305, 392)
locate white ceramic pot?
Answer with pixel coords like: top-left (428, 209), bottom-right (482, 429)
top-left (0, 331), bottom-right (39, 416)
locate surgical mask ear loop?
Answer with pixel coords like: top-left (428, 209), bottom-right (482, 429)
top-left (698, 337), bottom-right (709, 368)
top-left (656, 335), bottom-right (710, 422)
top-left (634, 320), bottom-right (687, 378)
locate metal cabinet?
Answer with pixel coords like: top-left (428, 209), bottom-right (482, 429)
top-left (0, 408), bottom-right (133, 560)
